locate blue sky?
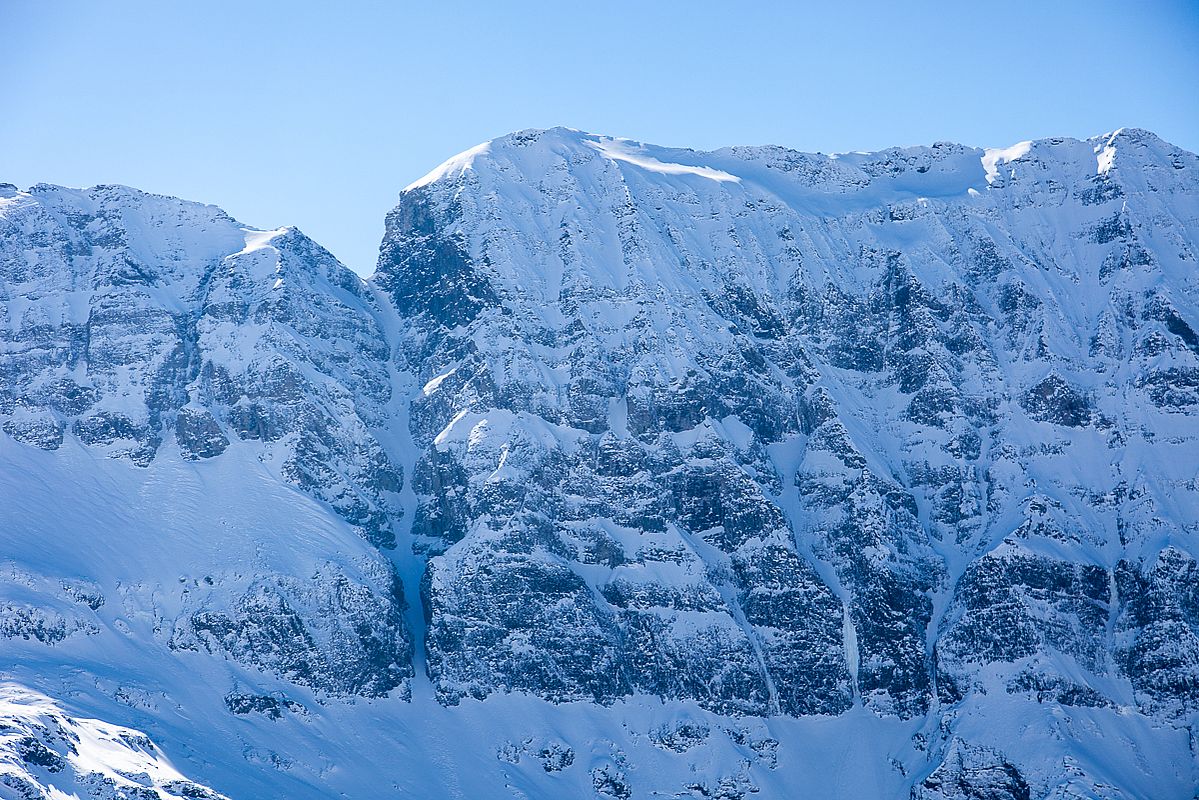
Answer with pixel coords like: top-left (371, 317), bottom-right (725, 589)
top-left (4, 0), bottom-right (1197, 275)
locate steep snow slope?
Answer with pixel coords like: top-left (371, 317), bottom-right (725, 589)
top-left (0, 684), bottom-right (229, 800)
top-left (3, 126), bottom-right (1199, 799)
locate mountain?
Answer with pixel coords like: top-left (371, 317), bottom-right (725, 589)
top-left (1, 127), bottom-right (1197, 799)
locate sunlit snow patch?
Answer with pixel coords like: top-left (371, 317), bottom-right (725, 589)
top-left (422, 366), bottom-right (458, 396)
top-left (980, 140), bottom-right (1032, 185)
top-left (405, 141), bottom-right (493, 190)
top-left (0, 684), bottom-right (229, 800)
top-left (233, 227), bottom-right (289, 256)
top-left (586, 137), bottom-right (741, 183)
top-left (1096, 128), bottom-right (1123, 175)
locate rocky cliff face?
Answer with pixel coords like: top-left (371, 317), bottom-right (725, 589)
top-left (0, 685), bottom-right (230, 800)
top-left (2, 127), bottom-right (1198, 799)
top-left (0, 183), bottom-right (413, 704)
top-left (0, 182), bottom-right (404, 546)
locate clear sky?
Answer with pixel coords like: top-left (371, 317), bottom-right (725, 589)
top-left (4, 0), bottom-right (1198, 275)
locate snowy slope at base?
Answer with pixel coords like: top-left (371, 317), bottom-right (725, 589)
top-left (0, 684), bottom-right (230, 800)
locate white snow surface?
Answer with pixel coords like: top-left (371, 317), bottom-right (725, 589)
top-left (0, 684), bottom-right (227, 800)
top-left (981, 140), bottom-right (1033, 184)
top-left (585, 136), bottom-right (742, 182)
top-left (405, 140), bottom-right (493, 191)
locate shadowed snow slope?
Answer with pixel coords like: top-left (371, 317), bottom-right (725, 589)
top-left (2, 126), bottom-right (1199, 799)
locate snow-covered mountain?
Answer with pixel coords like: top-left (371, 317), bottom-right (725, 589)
top-left (2, 126), bottom-right (1198, 799)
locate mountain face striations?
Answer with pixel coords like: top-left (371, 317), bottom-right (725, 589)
top-left (1, 127), bottom-right (1198, 799)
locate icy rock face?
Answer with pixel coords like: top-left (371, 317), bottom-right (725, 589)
top-left (379, 127), bottom-right (1199, 789)
top-left (0, 184), bottom-right (413, 702)
top-left (0, 684), bottom-right (229, 800)
top-left (173, 560), bottom-right (412, 699)
top-left (0, 183), bottom-right (402, 548)
top-left (387, 138), bottom-right (859, 714)
top-left (936, 539), bottom-right (1112, 704)
top-left (913, 740), bottom-right (1031, 800)
top-left (1114, 547), bottom-right (1199, 716)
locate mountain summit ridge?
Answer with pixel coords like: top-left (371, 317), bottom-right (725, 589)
top-left (401, 124), bottom-right (1187, 203)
